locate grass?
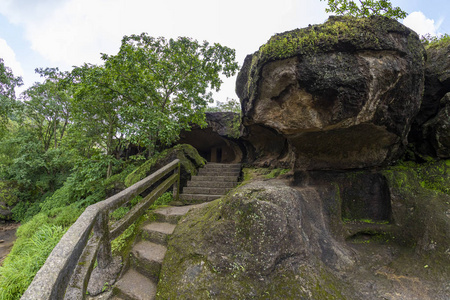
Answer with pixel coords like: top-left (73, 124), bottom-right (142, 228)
top-left (0, 225), bottom-right (67, 300)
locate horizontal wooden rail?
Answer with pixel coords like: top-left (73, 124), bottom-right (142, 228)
top-left (21, 159), bottom-right (181, 300)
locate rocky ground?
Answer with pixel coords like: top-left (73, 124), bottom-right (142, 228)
top-left (0, 223), bottom-right (19, 265)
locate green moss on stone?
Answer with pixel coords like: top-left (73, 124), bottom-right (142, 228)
top-left (382, 159), bottom-right (450, 252)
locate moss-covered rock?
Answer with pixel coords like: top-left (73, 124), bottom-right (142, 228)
top-left (158, 164), bottom-right (450, 299)
top-left (125, 144), bottom-right (205, 188)
top-left (236, 16), bottom-right (425, 170)
top-left (383, 160), bottom-right (450, 253)
top-left (157, 180), bottom-right (357, 299)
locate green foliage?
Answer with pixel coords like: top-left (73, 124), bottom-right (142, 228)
top-left (151, 192), bottom-right (173, 208)
top-left (0, 32), bottom-right (237, 297)
top-left (259, 17), bottom-right (380, 60)
top-left (110, 206), bottom-right (130, 221)
top-left (0, 58), bottom-right (22, 135)
top-left (421, 33), bottom-right (450, 49)
top-left (321, 0), bottom-right (407, 19)
top-left (0, 181), bottom-right (18, 207)
top-left (0, 224), bottom-right (66, 300)
top-left (78, 34), bottom-right (240, 155)
top-left (111, 223), bottom-right (136, 256)
top-left (206, 98), bottom-right (241, 114)
top-left (125, 144), bottom-right (205, 187)
top-left (22, 68), bottom-right (71, 151)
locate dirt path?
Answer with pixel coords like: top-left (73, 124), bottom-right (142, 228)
top-left (0, 223), bottom-right (20, 265)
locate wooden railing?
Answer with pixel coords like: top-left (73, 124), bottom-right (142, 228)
top-left (21, 159), bottom-right (181, 300)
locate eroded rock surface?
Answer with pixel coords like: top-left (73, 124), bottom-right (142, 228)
top-left (410, 43), bottom-right (450, 158)
top-left (236, 16), bottom-right (425, 170)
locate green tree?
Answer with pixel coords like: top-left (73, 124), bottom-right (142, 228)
top-left (70, 64), bottom-right (125, 178)
top-left (100, 34), bottom-right (239, 155)
top-left (321, 0), bottom-right (407, 19)
top-left (22, 68), bottom-right (71, 151)
top-left (206, 98), bottom-right (241, 114)
top-left (0, 58), bottom-right (22, 133)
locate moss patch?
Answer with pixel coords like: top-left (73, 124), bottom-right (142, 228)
top-left (382, 159), bottom-right (450, 253)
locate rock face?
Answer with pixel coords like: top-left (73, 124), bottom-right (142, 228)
top-left (236, 16), bottom-right (425, 170)
top-left (157, 180), bottom-right (358, 299)
top-left (157, 171), bottom-right (450, 299)
top-left (410, 42), bottom-right (450, 158)
top-left (420, 92), bottom-right (450, 157)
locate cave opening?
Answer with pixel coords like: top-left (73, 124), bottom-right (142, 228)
top-left (178, 127), bottom-right (242, 163)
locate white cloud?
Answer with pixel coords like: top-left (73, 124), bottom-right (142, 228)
top-left (0, 38), bottom-right (24, 77)
top-left (403, 11), bottom-right (443, 36)
top-left (0, 0), bottom-right (328, 98)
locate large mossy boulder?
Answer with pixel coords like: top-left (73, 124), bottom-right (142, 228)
top-left (157, 180), bottom-right (357, 299)
top-left (236, 16), bottom-right (425, 170)
top-left (124, 144), bottom-right (205, 188)
top-left (158, 162), bottom-right (450, 299)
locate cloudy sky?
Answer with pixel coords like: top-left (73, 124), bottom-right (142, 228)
top-left (0, 0), bottom-right (449, 102)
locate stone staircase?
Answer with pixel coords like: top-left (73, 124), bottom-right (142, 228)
top-left (110, 204), bottom-right (205, 300)
top-left (94, 163), bottom-right (241, 300)
top-left (180, 163), bottom-right (241, 203)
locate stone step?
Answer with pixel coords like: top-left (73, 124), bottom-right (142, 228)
top-left (180, 194), bottom-right (222, 202)
top-left (183, 186), bottom-right (231, 195)
top-left (203, 164), bottom-right (241, 170)
top-left (152, 204), bottom-right (208, 224)
top-left (197, 169), bottom-right (240, 176)
top-left (141, 222), bottom-right (176, 246)
top-left (187, 180), bottom-right (237, 189)
top-left (191, 175), bottom-right (238, 182)
top-left (344, 222), bottom-right (392, 235)
top-left (129, 241), bottom-right (166, 280)
top-left (113, 269), bottom-right (156, 300)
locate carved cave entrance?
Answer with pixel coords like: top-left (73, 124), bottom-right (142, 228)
top-left (178, 127), bottom-right (242, 163)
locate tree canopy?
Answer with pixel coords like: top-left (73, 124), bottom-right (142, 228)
top-left (75, 34), bottom-right (239, 157)
top-left (0, 58), bottom-right (22, 132)
top-left (321, 0), bottom-right (408, 19)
